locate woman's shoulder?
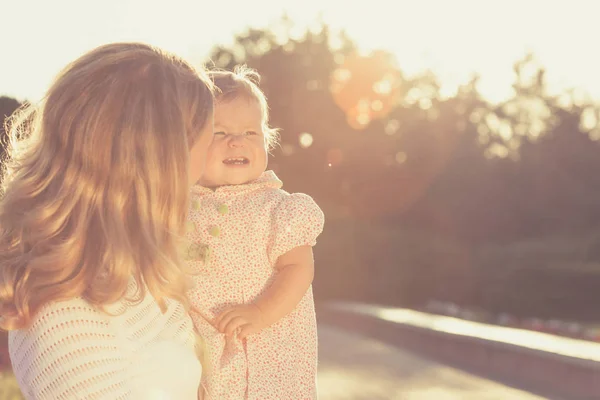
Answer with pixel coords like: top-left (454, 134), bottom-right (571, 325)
top-left (9, 298), bottom-right (111, 348)
top-left (35, 297), bottom-right (107, 325)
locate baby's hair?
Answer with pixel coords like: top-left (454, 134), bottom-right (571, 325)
top-left (209, 65), bottom-right (279, 151)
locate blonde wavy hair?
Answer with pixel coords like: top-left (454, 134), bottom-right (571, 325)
top-left (209, 65), bottom-right (280, 150)
top-left (0, 42), bottom-right (214, 330)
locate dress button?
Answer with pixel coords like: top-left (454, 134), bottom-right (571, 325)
top-left (186, 221), bottom-right (196, 234)
top-left (218, 204), bottom-right (229, 215)
top-left (184, 242), bottom-right (210, 263)
top-left (191, 199), bottom-right (201, 211)
top-left (209, 226), bottom-right (221, 237)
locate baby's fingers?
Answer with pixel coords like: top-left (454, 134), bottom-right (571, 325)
top-left (224, 316), bottom-right (247, 336)
top-left (216, 308), bottom-right (239, 332)
top-left (237, 324), bottom-right (258, 340)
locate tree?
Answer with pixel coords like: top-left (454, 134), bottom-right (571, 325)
top-left (0, 96), bottom-right (22, 161)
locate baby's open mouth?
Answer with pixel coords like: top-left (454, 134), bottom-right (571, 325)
top-left (223, 157), bottom-right (249, 165)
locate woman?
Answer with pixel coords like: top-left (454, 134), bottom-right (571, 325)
top-left (0, 42), bottom-right (214, 399)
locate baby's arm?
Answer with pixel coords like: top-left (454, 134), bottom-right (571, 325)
top-left (215, 192), bottom-right (324, 339)
top-left (215, 245), bottom-right (314, 338)
top-left (255, 245), bottom-right (315, 325)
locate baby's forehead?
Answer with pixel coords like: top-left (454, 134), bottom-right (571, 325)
top-left (215, 95), bottom-right (264, 116)
top-left (216, 91), bottom-right (263, 109)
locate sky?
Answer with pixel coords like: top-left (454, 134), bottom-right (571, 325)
top-left (0, 0), bottom-right (598, 104)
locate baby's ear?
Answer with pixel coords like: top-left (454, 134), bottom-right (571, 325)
top-left (264, 127), bottom-right (281, 152)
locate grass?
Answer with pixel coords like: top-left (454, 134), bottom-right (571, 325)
top-left (0, 371), bottom-right (22, 400)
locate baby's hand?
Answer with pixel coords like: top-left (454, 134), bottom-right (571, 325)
top-left (214, 304), bottom-right (266, 340)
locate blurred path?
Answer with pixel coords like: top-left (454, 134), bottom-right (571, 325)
top-left (318, 325), bottom-right (548, 400)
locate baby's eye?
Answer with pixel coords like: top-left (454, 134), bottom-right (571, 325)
top-left (245, 131), bottom-right (258, 136)
top-left (214, 131), bottom-right (226, 136)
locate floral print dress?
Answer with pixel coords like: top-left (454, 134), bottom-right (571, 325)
top-left (185, 171), bottom-right (324, 399)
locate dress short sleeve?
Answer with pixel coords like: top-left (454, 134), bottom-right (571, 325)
top-left (268, 193), bottom-right (324, 265)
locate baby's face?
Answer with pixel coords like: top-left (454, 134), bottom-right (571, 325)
top-left (198, 96), bottom-right (268, 188)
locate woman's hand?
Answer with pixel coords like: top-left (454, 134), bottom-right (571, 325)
top-left (214, 304), bottom-right (266, 340)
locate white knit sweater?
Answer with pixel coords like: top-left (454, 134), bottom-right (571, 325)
top-left (8, 289), bottom-right (201, 400)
